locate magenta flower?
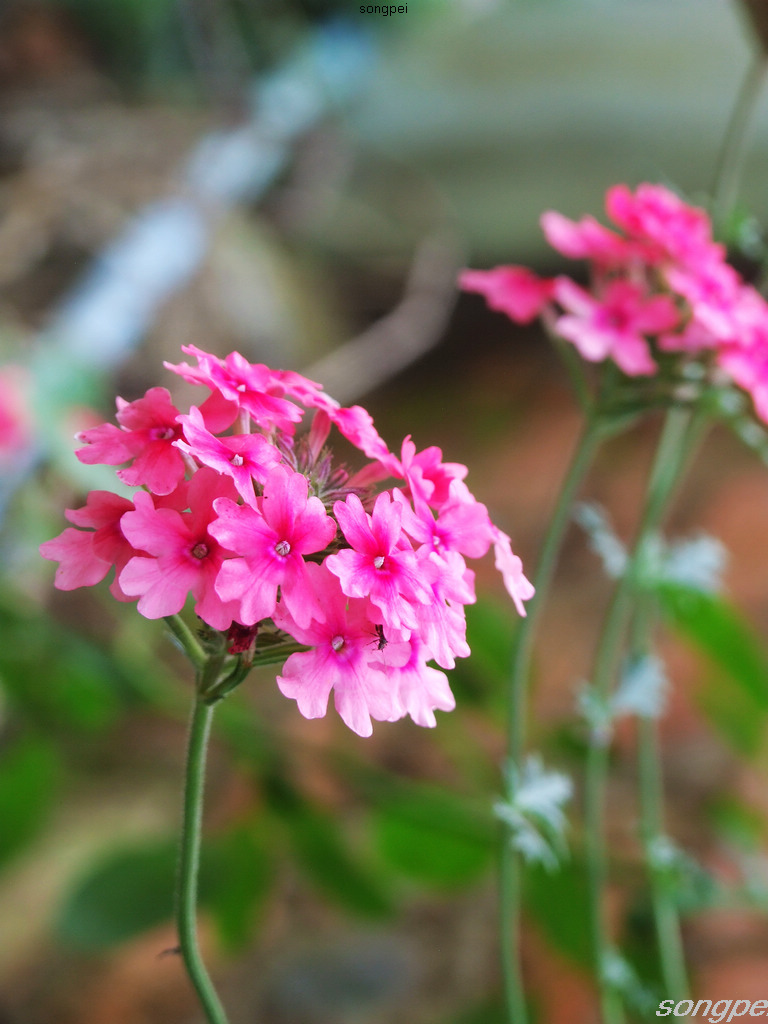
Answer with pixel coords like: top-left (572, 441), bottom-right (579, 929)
top-left (210, 465), bottom-right (336, 627)
top-left (75, 386), bottom-right (186, 496)
top-left (326, 491), bottom-right (433, 633)
top-left (175, 406), bottom-right (281, 502)
top-left (605, 183), bottom-right (718, 269)
top-left (493, 528), bottom-right (536, 617)
top-left (389, 637), bottom-right (456, 728)
top-left (540, 210), bottom-right (632, 265)
top-left (0, 365), bottom-right (33, 464)
top-left (165, 345), bottom-right (307, 432)
top-left (40, 490), bottom-right (139, 600)
top-left (274, 564), bottom-right (409, 737)
top-left (460, 266), bottom-right (556, 324)
top-left (553, 278), bottom-right (679, 376)
top-left (119, 468), bottom-right (240, 629)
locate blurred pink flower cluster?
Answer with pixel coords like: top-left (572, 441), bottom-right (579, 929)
top-left (461, 183), bottom-right (768, 419)
top-left (0, 365), bottom-right (34, 464)
top-left (41, 345), bottom-right (532, 736)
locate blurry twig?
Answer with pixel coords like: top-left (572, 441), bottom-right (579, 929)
top-left (304, 229), bottom-right (464, 403)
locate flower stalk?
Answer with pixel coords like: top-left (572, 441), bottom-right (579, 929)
top-left (176, 684), bottom-right (230, 1024)
top-left (583, 404), bottom-right (704, 1021)
top-left (501, 411), bottom-right (607, 1024)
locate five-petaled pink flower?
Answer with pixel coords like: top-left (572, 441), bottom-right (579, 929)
top-left (326, 491), bottom-right (433, 633)
top-left (210, 465), bottom-right (336, 627)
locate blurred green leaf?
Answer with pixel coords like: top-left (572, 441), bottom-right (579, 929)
top-left (523, 857), bottom-right (591, 968)
top-left (57, 821), bottom-right (276, 951)
top-left (0, 735), bottom-right (60, 869)
top-left (696, 669), bottom-right (767, 757)
top-left (200, 823), bottom-right (273, 952)
top-left (708, 796), bottom-right (767, 851)
top-left (285, 804), bottom-right (393, 918)
top-left (451, 997), bottom-right (507, 1024)
top-left (658, 583), bottom-right (768, 711)
top-left (0, 597), bottom-right (125, 733)
top-left (57, 839), bottom-right (177, 949)
top-left (373, 784), bottom-right (494, 888)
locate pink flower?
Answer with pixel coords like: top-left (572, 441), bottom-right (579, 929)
top-left (459, 266), bottom-right (555, 323)
top-left (75, 387), bottom-right (185, 496)
top-left (605, 183), bottom-right (718, 268)
top-left (395, 437), bottom-right (468, 510)
top-left (175, 406), bottom-right (281, 502)
top-left (389, 638), bottom-right (456, 728)
top-left (326, 404), bottom-right (397, 472)
top-left (274, 564), bottom-right (409, 736)
top-left (540, 211), bottom-right (631, 265)
top-left (165, 345), bottom-right (304, 432)
top-left (0, 365), bottom-right (33, 463)
top-left (119, 468), bottom-right (240, 628)
top-left (326, 491), bottom-right (433, 633)
top-left (493, 528), bottom-right (535, 617)
top-left (40, 490), bottom-right (138, 600)
top-left (553, 278), bottom-right (679, 376)
top-left (210, 465), bottom-right (336, 627)
top-left (404, 480), bottom-right (495, 560)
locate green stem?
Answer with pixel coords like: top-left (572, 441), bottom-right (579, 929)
top-left (584, 405), bottom-right (693, 1024)
top-left (638, 711), bottom-right (690, 1000)
top-left (711, 53), bottom-right (768, 232)
top-left (165, 614), bottom-right (206, 672)
top-left (176, 690), bottom-right (231, 1024)
top-left (500, 415), bottom-right (605, 1024)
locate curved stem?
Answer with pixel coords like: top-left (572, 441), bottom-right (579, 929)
top-left (711, 53), bottom-right (768, 232)
top-left (177, 691), bottom-right (231, 1024)
top-left (500, 415), bottom-right (605, 1024)
top-left (584, 405), bottom-right (694, 1024)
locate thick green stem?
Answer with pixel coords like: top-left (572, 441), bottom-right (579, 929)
top-left (584, 406), bottom-right (693, 1024)
top-left (176, 691), bottom-right (231, 1024)
top-left (500, 415), bottom-right (605, 1024)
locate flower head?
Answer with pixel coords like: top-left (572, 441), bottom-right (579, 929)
top-left (41, 346), bottom-right (532, 734)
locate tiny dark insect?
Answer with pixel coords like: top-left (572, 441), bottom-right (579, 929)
top-left (372, 624), bottom-right (388, 650)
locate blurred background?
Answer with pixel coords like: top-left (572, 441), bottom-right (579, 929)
top-left (3, 0), bottom-right (768, 1021)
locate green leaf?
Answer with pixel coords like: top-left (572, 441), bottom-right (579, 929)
top-left (658, 583), bottom-right (768, 712)
top-left (455, 599), bottom-right (515, 707)
top-left (373, 785), bottom-right (494, 888)
top-left (696, 669), bottom-right (767, 757)
top-left (0, 736), bottom-right (60, 869)
top-left (523, 857), bottom-right (591, 968)
top-left (0, 598), bottom-right (125, 733)
top-left (285, 805), bottom-right (393, 918)
top-left (57, 839), bottom-right (177, 949)
top-left (199, 824), bottom-right (272, 952)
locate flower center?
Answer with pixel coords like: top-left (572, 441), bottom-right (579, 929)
top-left (275, 540), bottom-right (291, 557)
top-left (191, 542), bottom-right (209, 560)
top-left (231, 454), bottom-right (245, 467)
top-left (373, 555), bottom-right (385, 569)
top-left (331, 634), bottom-right (345, 652)
top-left (150, 426), bottom-right (175, 442)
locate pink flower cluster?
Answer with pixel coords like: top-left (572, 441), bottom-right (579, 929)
top-left (461, 183), bottom-right (768, 420)
top-left (40, 346), bottom-right (533, 736)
